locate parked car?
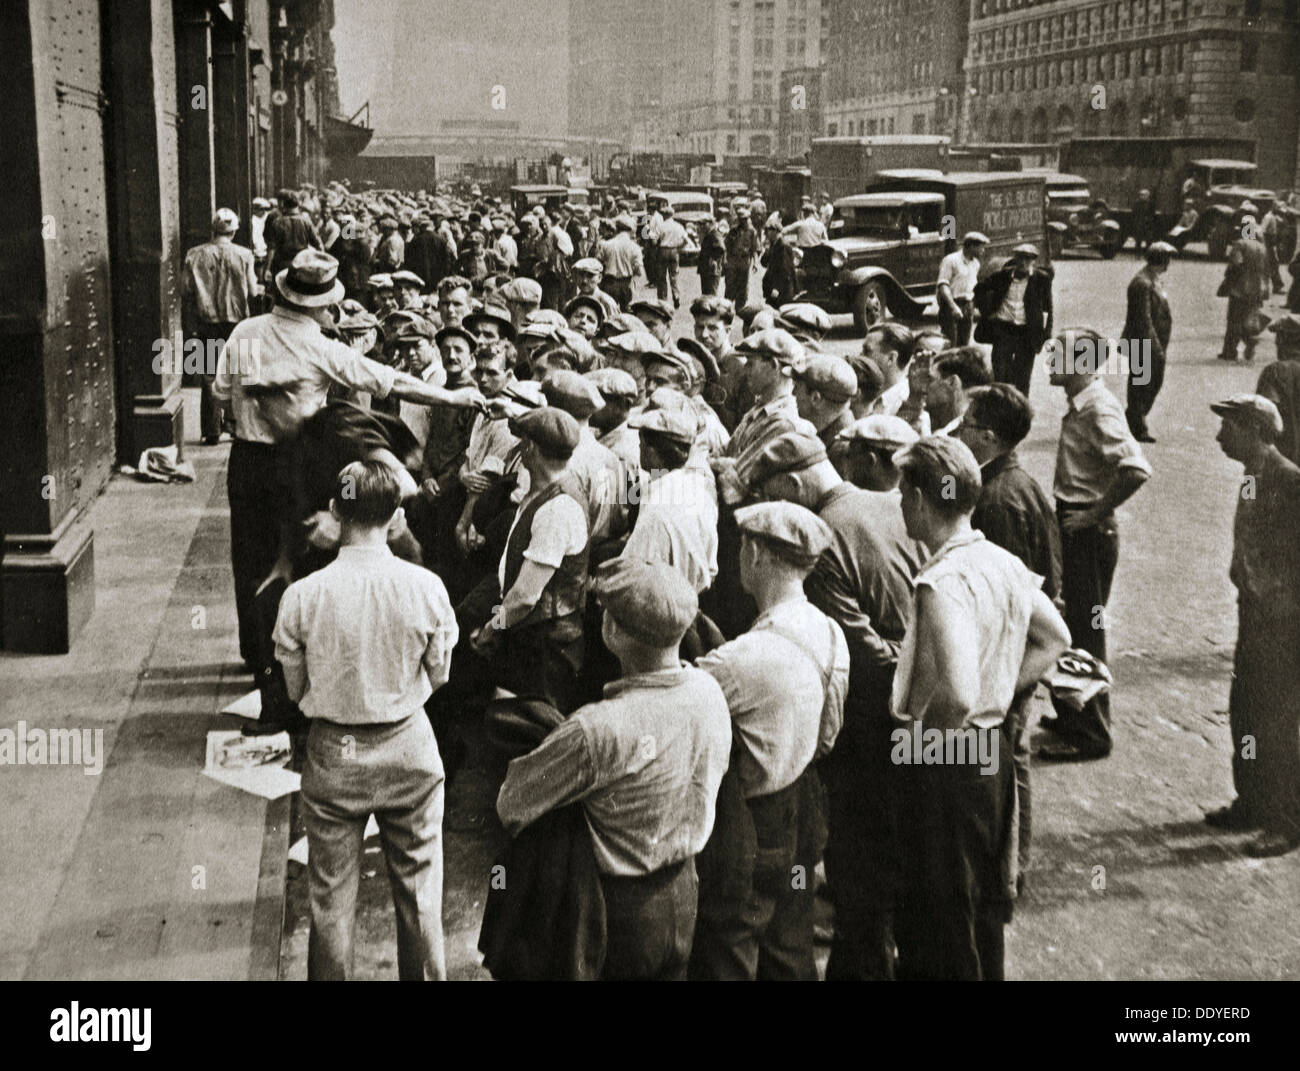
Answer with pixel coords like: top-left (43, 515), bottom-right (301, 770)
top-left (644, 190), bottom-right (715, 265)
top-left (1036, 172), bottom-right (1122, 258)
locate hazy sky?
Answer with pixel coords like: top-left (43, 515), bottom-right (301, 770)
top-left (333, 0), bottom-right (570, 138)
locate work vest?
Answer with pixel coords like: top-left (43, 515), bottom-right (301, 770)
top-left (502, 475), bottom-right (591, 628)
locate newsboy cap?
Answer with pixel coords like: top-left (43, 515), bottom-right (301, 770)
top-left (585, 367), bottom-right (640, 401)
top-left (798, 354), bottom-right (858, 403)
top-left (1011, 243), bottom-right (1040, 258)
top-left (735, 501), bottom-right (833, 566)
top-left (599, 313), bottom-right (652, 340)
top-left (509, 407), bottom-right (581, 459)
top-left (838, 414), bottom-right (920, 451)
top-left (629, 406), bottom-right (697, 446)
top-left (541, 369), bottom-right (605, 420)
top-left (630, 298), bottom-right (675, 324)
top-left (1210, 393), bottom-right (1284, 438)
top-left (384, 312), bottom-right (437, 342)
top-left (777, 303), bottom-right (833, 336)
top-left (747, 430), bottom-right (829, 487)
top-left (735, 328), bottom-right (807, 374)
top-left (390, 270), bottom-right (425, 289)
top-left (500, 277), bottom-right (543, 304)
top-left (435, 324), bottom-right (477, 350)
top-left (564, 294), bottom-right (607, 324)
top-left (463, 306), bottom-right (517, 340)
top-left (593, 558), bottom-right (698, 647)
top-left (962, 231), bottom-right (990, 245)
top-left (572, 257), bottom-right (604, 275)
top-left (603, 330), bottom-right (665, 357)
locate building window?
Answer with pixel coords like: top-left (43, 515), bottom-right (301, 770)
top-left (1233, 97), bottom-right (1256, 122)
top-left (727, 133), bottom-right (738, 151)
top-left (913, 113), bottom-right (927, 133)
top-left (1240, 40), bottom-right (1258, 72)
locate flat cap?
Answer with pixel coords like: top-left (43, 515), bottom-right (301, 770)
top-left (962, 231), bottom-right (991, 245)
top-left (1146, 240), bottom-right (1178, 256)
top-left (603, 330), bottom-right (665, 357)
top-left (629, 406), bottom-right (697, 446)
top-left (1269, 313), bottom-right (1300, 338)
top-left (367, 273), bottom-right (395, 290)
top-left (599, 313), bottom-right (651, 340)
top-left (1210, 393), bottom-right (1284, 437)
top-left (509, 407), bottom-right (581, 459)
top-left (564, 294), bottom-right (606, 324)
top-left (585, 367), bottom-right (640, 401)
top-left (519, 309), bottom-right (569, 339)
top-left (735, 501), bottom-right (833, 566)
top-left (614, 214), bottom-right (636, 231)
top-left (390, 270), bottom-right (425, 288)
top-left (778, 303), bottom-right (833, 336)
top-left (541, 369), bottom-right (605, 420)
top-left (1012, 243), bottom-right (1040, 258)
top-left (642, 346), bottom-right (695, 379)
top-left (738, 302), bottom-right (780, 332)
top-left (383, 312), bottom-right (437, 341)
top-left (435, 324), bottom-right (477, 350)
top-left (572, 257), bottom-right (604, 274)
top-left (798, 353), bottom-right (858, 403)
top-left (336, 310), bottom-right (380, 335)
top-left (735, 328), bottom-right (807, 373)
top-left (462, 306), bottom-right (517, 340)
top-left (593, 558), bottom-right (698, 647)
top-left (630, 298), bottom-right (675, 324)
top-left (500, 277), bottom-right (543, 304)
top-left (747, 430), bottom-right (829, 487)
top-left (673, 336), bottom-right (720, 383)
top-left (839, 414), bottom-right (920, 450)
top-left (212, 207), bottom-right (240, 234)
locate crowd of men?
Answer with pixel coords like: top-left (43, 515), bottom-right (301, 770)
top-left (178, 177), bottom-right (1300, 982)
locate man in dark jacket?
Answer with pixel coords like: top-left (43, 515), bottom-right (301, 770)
top-left (329, 215), bottom-right (373, 301)
top-left (1123, 242), bottom-right (1175, 442)
top-left (1257, 315), bottom-right (1300, 465)
top-left (761, 220), bottom-right (798, 307)
top-left (726, 208), bottom-right (758, 307)
top-left (698, 217), bottom-right (726, 298)
top-left (265, 189), bottom-right (321, 285)
top-left (974, 244), bottom-right (1053, 397)
top-left (1218, 217), bottom-right (1271, 363)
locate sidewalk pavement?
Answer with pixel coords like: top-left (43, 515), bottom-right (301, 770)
top-left (0, 433), bottom-right (287, 980)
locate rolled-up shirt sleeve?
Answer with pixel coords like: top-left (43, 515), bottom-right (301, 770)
top-left (497, 719), bottom-right (596, 834)
top-left (1094, 409), bottom-right (1153, 477)
top-left (315, 338), bottom-right (399, 399)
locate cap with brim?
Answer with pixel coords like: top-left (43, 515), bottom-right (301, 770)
top-left (798, 354), bottom-right (858, 403)
top-left (1146, 241), bottom-right (1178, 256)
top-left (1012, 243), bottom-right (1040, 258)
top-left (277, 249), bottom-right (345, 307)
top-left (541, 369), bottom-right (604, 420)
top-left (212, 208), bottom-right (240, 234)
top-left (962, 231), bottom-right (990, 245)
top-left (735, 328), bottom-right (807, 373)
top-left (565, 295), bottom-right (606, 324)
top-left (614, 215), bottom-right (636, 231)
top-left (573, 257), bottom-right (603, 274)
top-left (435, 324), bottom-right (477, 350)
top-left (599, 313), bottom-right (651, 340)
top-left (593, 558), bottom-right (698, 647)
top-left (337, 311), bottom-right (380, 334)
top-left (777, 302), bottom-right (832, 335)
top-left (385, 312), bottom-right (437, 342)
top-left (500, 277), bottom-right (543, 304)
top-left (673, 337), bottom-right (721, 381)
top-left (734, 501), bottom-right (832, 566)
top-left (585, 367), bottom-right (639, 401)
top-left (747, 431), bottom-right (829, 487)
top-left (629, 405), bottom-right (697, 446)
top-left (463, 307), bottom-right (517, 340)
top-left (1210, 393), bottom-right (1284, 436)
top-left (390, 270), bottom-right (425, 288)
top-left (509, 407), bottom-right (581, 459)
top-left (838, 414), bottom-right (919, 450)
top-left (368, 273), bottom-right (395, 290)
top-left (630, 298), bottom-right (675, 324)
top-left (603, 331), bottom-right (665, 357)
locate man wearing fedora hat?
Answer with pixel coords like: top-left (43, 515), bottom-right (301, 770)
top-left (1205, 394), bottom-right (1300, 856)
top-left (181, 208), bottom-right (259, 444)
top-left (214, 249), bottom-right (483, 676)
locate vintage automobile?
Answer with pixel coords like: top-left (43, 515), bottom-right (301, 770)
top-left (509, 184), bottom-right (570, 218)
top-left (797, 171), bottom-right (1048, 332)
top-left (643, 190), bottom-right (715, 265)
top-left (1038, 172), bottom-right (1122, 259)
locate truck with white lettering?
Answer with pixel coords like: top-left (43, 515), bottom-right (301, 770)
top-left (795, 171), bottom-right (1047, 332)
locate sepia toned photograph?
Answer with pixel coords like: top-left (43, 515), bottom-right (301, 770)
top-left (0, 0), bottom-right (1296, 1044)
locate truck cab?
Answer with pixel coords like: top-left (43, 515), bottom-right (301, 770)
top-left (1038, 172), bottom-right (1121, 258)
top-left (509, 184), bottom-right (570, 218)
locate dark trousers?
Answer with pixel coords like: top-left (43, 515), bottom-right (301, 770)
top-left (600, 858), bottom-right (698, 981)
top-left (894, 730), bottom-right (1014, 981)
top-left (822, 705), bottom-right (899, 981)
top-left (690, 767), bottom-right (820, 981)
top-left (1221, 297), bottom-right (1264, 361)
top-left (1229, 603), bottom-right (1300, 837)
top-left (699, 267), bottom-right (722, 298)
top-left (1125, 342), bottom-right (1166, 438)
top-left (939, 299), bottom-right (974, 345)
top-left (657, 249), bottom-right (682, 307)
top-left (227, 440), bottom-right (292, 670)
top-left (725, 265), bottom-right (751, 308)
top-left (988, 320), bottom-right (1037, 396)
top-left (1050, 503), bottom-right (1118, 752)
top-left (196, 320), bottom-right (239, 440)
top-left (604, 276), bottom-right (633, 310)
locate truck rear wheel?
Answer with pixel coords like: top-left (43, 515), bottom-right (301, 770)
top-left (1099, 238), bottom-right (1119, 259)
top-left (851, 281), bottom-right (889, 334)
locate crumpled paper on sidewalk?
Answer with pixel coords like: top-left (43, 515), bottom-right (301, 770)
top-left (123, 444), bottom-right (196, 483)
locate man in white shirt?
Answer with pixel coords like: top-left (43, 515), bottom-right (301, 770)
top-left (274, 460), bottom-right (457, 981)
top-left (936, 232), bottom-right (987, 345)
top-left (652, 206), bottom-right (690, 308)
top-left (782, 202), bottom-right (829, 249)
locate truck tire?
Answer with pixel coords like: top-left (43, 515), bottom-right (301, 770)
top-left (851, 280), bottom-right (889, 334)
top-left (1099, 238), bottom-right (1119, 259)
